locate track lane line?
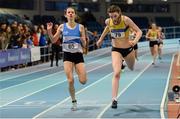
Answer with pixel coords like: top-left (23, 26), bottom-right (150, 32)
top-left (32, 72), bottom-right (113, 119)
top-left (96, 62), bottom-right (152, 119)
top-left (0, 56), bottom-right (111, 92)
top-left (160, 54), bottom-right (175, 119)
top-left (0, 61), bottom-right (112, 108)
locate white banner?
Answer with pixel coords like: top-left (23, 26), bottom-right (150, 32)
top-left (30, 47), bottom-right (40, 62)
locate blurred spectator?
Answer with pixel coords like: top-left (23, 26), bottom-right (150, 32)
top-left (89, 31), bottom-right (98, 51)
top-left (4, 26), bottom-right (12, 49)
top-left (11, 21), bottom-right (18, 32)
top-left (37, 26), bottom-right (42, 43)
top-left (0, 29), bottom-right (6, 50)
top-left (50, 24), bottom-right (62, 67)
top-left (23, 14), bottom-right (30, 20)
top-left (0, 23), bottom-right (7, 50)
top-left (9, 28), bottom-right (20, 49)
top-left (0, 23), bottom-right (7, 31)
top-left (32, 25), bottom-right (39, 46)
top-left (39, 25), bottom-right (50, 62)
top-left (99, 16), bottom-right (106, 27)
top-left (39, 29), bottom-right (48, 46)
top-left (26, 33), bottom-right (34, 48)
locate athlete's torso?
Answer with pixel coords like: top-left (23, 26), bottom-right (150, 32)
top-left (62, 23), bottom-right (82, 53)
top-left (108, 16), bottom-right (131, 48)
top-left (148, 29), bottom-right (159, 41)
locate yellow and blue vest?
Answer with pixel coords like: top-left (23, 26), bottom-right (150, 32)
top-left (109, 16), bottom-right (129, 39)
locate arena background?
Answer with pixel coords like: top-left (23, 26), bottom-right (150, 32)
top-left (0, 0), bottom-right (180, 118)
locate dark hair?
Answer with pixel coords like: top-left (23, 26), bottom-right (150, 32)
top-left (107, 5), bottom-right (121, 14)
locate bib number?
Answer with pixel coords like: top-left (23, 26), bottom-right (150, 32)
top-left (67, 43), bottom-right (78, 49)
top-left (111, 32), bottom-right (125, 38)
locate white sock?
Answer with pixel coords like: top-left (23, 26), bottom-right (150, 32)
top-left (112, 97), bottom-right (117, 101)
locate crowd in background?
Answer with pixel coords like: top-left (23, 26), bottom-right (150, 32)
top-left (0, 13), bottom-right (101, 72)
top-left (0, 21), bottom-right (52, 51)
top-left (0, 11), bottom-right (170, 72)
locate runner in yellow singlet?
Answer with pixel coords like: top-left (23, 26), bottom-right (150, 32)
top-left (146, 23), bottom-right (160, 65)
top-left (96, 5), bottom-right (142, 109)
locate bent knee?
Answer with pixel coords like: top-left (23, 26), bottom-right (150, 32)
top-left (113, 73), bottom-right (120, 80)
top-left (79, 79), bottom-right (87, 85)
top-left (68, 79), bottom-right (74, 85)
top-left (129, 66), bottom-right (134, 71)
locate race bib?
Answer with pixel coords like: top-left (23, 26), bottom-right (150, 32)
top-left (111, 32), bottom-right (125, 39)
top-left (67, 43), bottom-right (77, 49)
top-left (64, 43), bottom-right (79, 50)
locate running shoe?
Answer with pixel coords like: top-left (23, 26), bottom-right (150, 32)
top-left (121, 63), bottom-right (126, 70)
top-left (71, 100), bottom-right (77, 111)
top-left (111, 100), bottom-right (117, 109)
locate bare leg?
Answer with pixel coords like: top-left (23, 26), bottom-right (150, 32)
top-left (150, 47), bottom-right (154, 56)
top-left (124, 50), bottom-right (135, 71)
top-left (75, 62), bottom-right (87, 85)
top-left (158, 44), bottom-right (163, 59)
top-left (153, 45), bottom-right (158, 64)
top-left (111, 51), bottom-right (122, 108)
top-left (64, 61), bottom-right (76, 101)
top-left (134, 49), bottom-right (138, 60)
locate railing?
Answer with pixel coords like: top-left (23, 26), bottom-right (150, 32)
top-left (99, 26), bottom-right (180, 48)
top-left (141, 26), bottom-right (180, 41)
top-left (1, 26), bottom-right (180, 71)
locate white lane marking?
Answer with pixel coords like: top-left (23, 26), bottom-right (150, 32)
top-left (176, 52), bottom-right (180, 66)
top-left (0, 52), bottom-right (110, 82)
top-left (96, 62), bottom-right (152, 119)
top-left (0, 66), bottom-right (54, 82)
top-left (0, 56), bottom-right (111, 92)
top-left (160, 54), bottom-right (175, 119)
top-left (33, 52), bottom-right (151, 119)
top-left (0, 62), bottom-right (112, 108)
top-left (32, 72), bottom-right (113, 119)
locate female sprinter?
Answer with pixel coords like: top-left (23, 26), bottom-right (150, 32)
top-left (47, 7), bottom-right (87, 111)
top-left (96, 5), bottom-right (142, 109)
top-left (146, 23), bottom-right (160, 65)
top-left (157, 26), bottom-right (165, 60)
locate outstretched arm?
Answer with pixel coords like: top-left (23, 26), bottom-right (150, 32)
top-left (47, 22), bottom-right (62, 43)
top-left (125, 16), bottom-right (142, 46)
top-left (96, 19), bottom-right (110, 48)
top-left (80, 24), bottom-right (86, 48)
top-left (145, 30), bottom-right (151, 40)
